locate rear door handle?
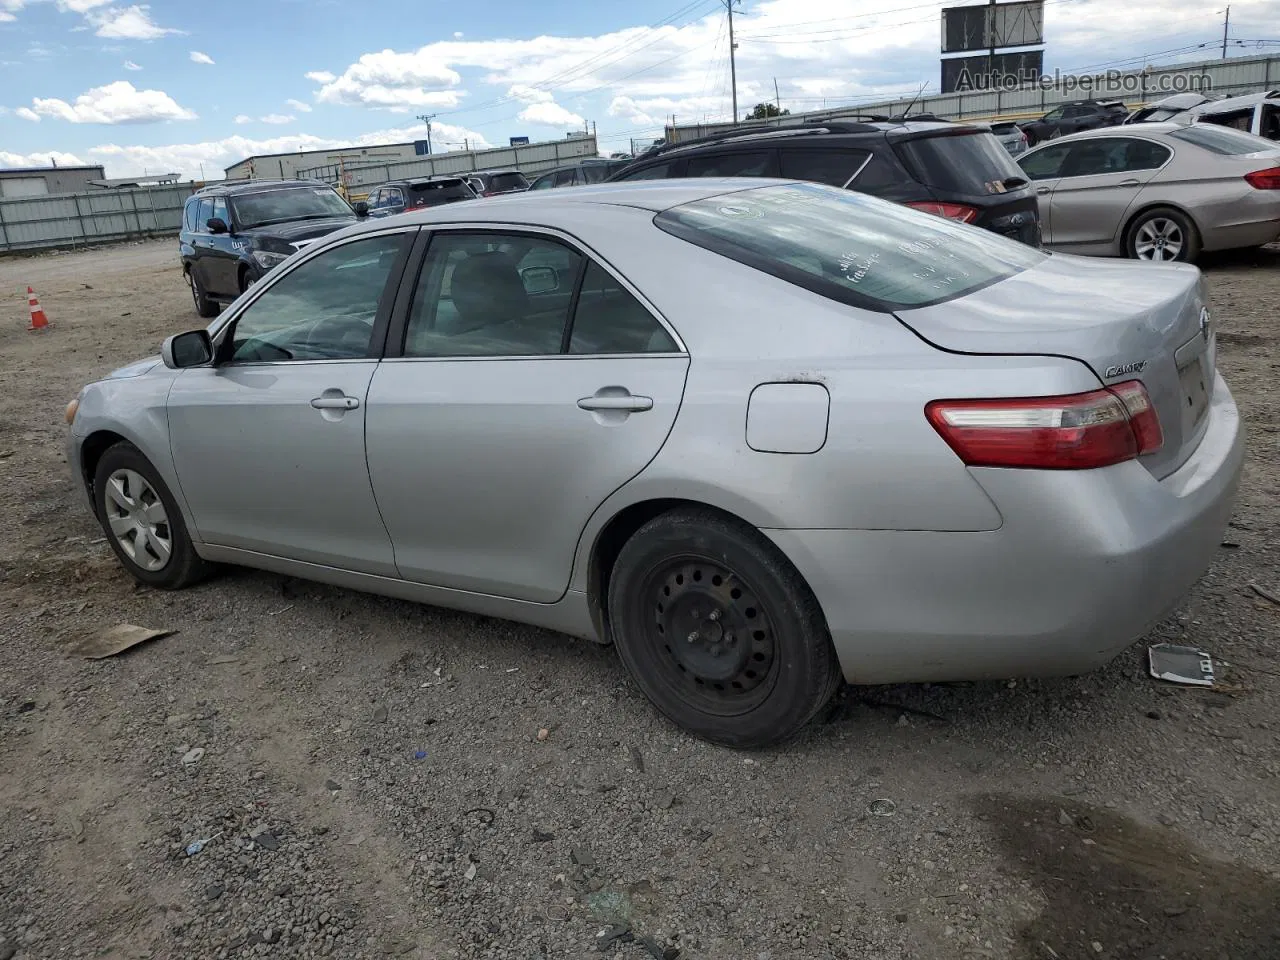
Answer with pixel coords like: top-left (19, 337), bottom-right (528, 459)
top-left (577, 394), bottom-right (653, 413)
top-left (1119, 178), bottom-right (1141, 186)
top-left (311, 395), bottom-right (360, 410)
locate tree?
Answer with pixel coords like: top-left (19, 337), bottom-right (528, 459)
top-left (746, 102), bottom-right (790, 120)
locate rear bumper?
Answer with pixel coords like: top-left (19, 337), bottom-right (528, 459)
top-left (1201, 218), bottom-right (1280, 253)
top-left (766, 373), bottom-right (1244, 684)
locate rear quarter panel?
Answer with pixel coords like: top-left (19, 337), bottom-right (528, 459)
top-left (1144, 150), bottom-right (1280, 239)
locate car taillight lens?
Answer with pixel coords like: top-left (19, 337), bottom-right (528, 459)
top-left (905, 201), bottom-right (980, 223)
top-left (925, 380), bottom-right (1163, 470)
top-left (1244, 166), bottom-right (1280, 189)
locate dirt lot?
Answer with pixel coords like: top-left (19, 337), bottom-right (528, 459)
top-left (1, 239), bottom-right (1279, 960)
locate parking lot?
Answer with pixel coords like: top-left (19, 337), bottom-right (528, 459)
top-left (1, 238), bottom-right (1279, 960)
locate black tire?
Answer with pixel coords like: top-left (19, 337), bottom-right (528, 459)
top-left (607, 509), bottom-right (841, 749)
top-left (1125, 206), bottom-right (1201, 263)
top-left (189, 268), bottom-right (219, 318)
top-left (238, 265), bottom-right (258, 295)
top-left (94, 441), bottom-right (212, 590)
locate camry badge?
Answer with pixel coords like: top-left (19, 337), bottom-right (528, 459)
top-left (1104, 360), bottom-right (1147, 378)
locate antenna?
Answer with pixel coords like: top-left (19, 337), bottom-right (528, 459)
top-left (899, 81), bottom-right (929, 119)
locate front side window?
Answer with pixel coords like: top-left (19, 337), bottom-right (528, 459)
top-left (196, 198), bottom-right (215, 231)
top-left (210, 197), bottom-right (229, 226)
top-left (1042, 107), bottom-right (1064, 121)
top-left (1019, 144), bottom-right (1071, 180)
top-left (529, 174), bottom-right (555, 190)
top-left (686, 151), bottom-right (778, 178)
top-left (225, 233), bottom-right (408, 363)
top-left (619, 161), bottom-right (675, 180)
top-left (655, 182), bottom-right (1046, 312)
top-left (1059, 138), bottom-right (1172, 177)
top-left (554, 169), bottom-right (578, 187)
top-left (229, 186), bottom-right (353, 229)
top-left (404, 234), bottom-right (582, 358)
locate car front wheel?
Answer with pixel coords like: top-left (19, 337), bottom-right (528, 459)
top-left (607, 509), bottom-right (841, 749)
top-left (189, 269), bottom-right (219, 318)
top-left (93, 442), bottom-right (212, 589)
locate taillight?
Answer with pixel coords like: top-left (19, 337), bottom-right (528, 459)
top-left (925, 380), bottom-right (1163, 470)
top-left (1244, 166), bottom-right (1280, 189)
top-left (905, 201), bottom-right (980, 223)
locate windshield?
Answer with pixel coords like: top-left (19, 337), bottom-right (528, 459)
top-left (1171, 124), bottom-right (1279, 155)
top-left (487, 172), bottom-right (529, 192)
top-left (231, 187), bottom-right (354, 229)
top-left (654, 182), bottom-right (1046, 311)
top-left (894, 131), bottom-right (1025, 195)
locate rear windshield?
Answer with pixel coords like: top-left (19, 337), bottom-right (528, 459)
top-left (487, 172), bottom-right (528, 191)
top-left (1170, 124), bottom-right (1277, 155)
top-left (893, 131), bottom-right (1025, 195)
top-left (989, 122), bottom-right (1019, 134)
top-left (230, 187), bottom-right (353, 229)
top-left (653, 182), bottom-right (1045, 311)
top-left (409, 180), bottom-right (474, 204)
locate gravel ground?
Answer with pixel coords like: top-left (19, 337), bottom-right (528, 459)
top-left (1, 239), bottom-right (1278, 960)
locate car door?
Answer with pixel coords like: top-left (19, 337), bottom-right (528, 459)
top-left (1048, 137), bottom-right (1171, 247)
top-left (1033, 106), bottom-right (1064, 140)
top-left (167, 228), bottom-right (416, 574)
top-left (385, 186), bottom-right (407, 216)
top-left (189, 197), bottom-right (218, 292)
top-left (1016, 143), bottom-right (1072, 241)
top-left (364, 187), bottom-right (385, 217)
top-left (205, 196), bottom-right (241, 297)
top-left (364, 228), bottom-right (689, 602)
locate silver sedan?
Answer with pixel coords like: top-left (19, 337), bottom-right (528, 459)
top-left (66, 180), bottom-right (1244, 748)
top-left (1017, 122), bottom-right (1280, 261)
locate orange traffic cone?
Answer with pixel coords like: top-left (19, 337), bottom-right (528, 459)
top-left (27, 286), bottom-right (50, 331)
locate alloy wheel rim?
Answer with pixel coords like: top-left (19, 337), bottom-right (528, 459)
top-left (1135, 218), bottom-right (1184, 261)
top-left (104, 468), bottom-right (172, 572)
top-left (642, 557), bottom-right (778, 716)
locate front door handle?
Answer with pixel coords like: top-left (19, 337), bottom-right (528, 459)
top-left (1119, 178), bottom-right (1141, 186)
top-left (311, 395), bottom-right (360, 410)
top-left (577, 394), bottom-right (653, 413)
top-left (1036, 187), bottom-right (1052, 195)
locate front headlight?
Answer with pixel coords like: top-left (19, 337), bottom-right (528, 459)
top-left (252, 250), bottom-right (289, 270)
top-left (65, 395), bottom-right (81, 424)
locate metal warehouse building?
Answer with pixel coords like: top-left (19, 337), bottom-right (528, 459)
top-left (0, 165), bottom-right (106, 198)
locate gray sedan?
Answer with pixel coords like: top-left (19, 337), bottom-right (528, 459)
top-left (1017, 122), bottom-right (1280, 261)
top-left (65, 180), bottom-right (1243, 748)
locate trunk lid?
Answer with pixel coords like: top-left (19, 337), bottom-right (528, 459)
top-left (895, 253), bottom-right (1215, 479)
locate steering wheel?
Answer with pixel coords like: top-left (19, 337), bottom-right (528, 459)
top-left (303, 313), bottom-right (375, 357)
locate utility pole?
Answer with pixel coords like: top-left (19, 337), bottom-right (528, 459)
top-left (726, 0), bottom-right (740, 123)
top-left (773, 77), bottom-right (781, 115)
top-left (416, 114), bottom-right (436, 154)
top-left (986, 0), bottom-right (997, 86)
top-left (1222, 5), bottom-right (1230, 58)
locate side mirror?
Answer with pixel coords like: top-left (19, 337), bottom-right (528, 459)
top-left (354, 201), bottom-right (369, 217)
top-left (520, 265), bottom-right (559, 295)
top-left (161, 330), bottom-right (214, 369)
top-left (206, 217), bottom-right (229, 234)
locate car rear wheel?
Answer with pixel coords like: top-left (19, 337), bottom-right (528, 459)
top-left (607, 509), bottom-right (841, 749)
top-left (1126, 207), bottom-right (1200, 263)
top-left (189, 269), bottom-right (219, 318)
top-left (94, 441), bottom-right (212, 590)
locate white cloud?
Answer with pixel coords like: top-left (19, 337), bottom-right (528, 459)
top-left (15, 106), bottom-right (40, 121)
top-left (189, 50), bottom-right (214, 65)
top-left (305, 70), bottom-right (335, 84)
top-left (452, 31), bottom-right (463, 40)
top-left (0, 10), bottom-right (14, 20)
top-left (234, 114), bottom-right (251, 124)
top-left (285, 98), bottom-right (312, 113)
top-left (259, 113), bottom-right (294, 124)
top-left (507, 84), bottom-right (553, 105)
top-left (123, 59), bottom-right (141, 70)
top-left (89, 5), bottom-right (179, 40)
top-left (1, 149), bottom-right (89, 168)
top-left (28, 81), bottom-right (196, 123)
top-left (518, 102), bottom-right (585, 129)
top-left (57, 0), bottom-right (112, 11)
top-left (310, 49), bottom-right (463, 110)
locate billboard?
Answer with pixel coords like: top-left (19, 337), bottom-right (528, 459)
top-left (941, 50), bottom-right (1044, 93)
top-left (941, 1), bottom-right (1044, 54)
top-left (509, 136), bottom-right (530, 146)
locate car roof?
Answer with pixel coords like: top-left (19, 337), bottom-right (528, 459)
top-left (195, 179), bottom-right (330, 197)
top-left (1190, 89), bottom-right (1280, 112)
top-left (1027, 123), bottom-right (1185, 145)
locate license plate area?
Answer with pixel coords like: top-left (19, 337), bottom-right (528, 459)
top-left (1178, 356), bottom-right (1210, 428)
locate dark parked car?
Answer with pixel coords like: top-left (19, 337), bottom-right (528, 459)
top-left (364, 177), bottom-right (476, 218)
top-left (528, 158), bottom-right (632, 190)
top-left (606, 120), bottom-right (1041, 245)
top-left (1021, 100), bottom-right (1128, 145)
top-left (463, 169), bottom-right (530, 197)
top-left (180, 179), bottom-right (359, 318)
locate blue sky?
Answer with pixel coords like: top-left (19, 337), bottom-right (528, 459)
top-left (0, 0), bottom-right (1275, 178)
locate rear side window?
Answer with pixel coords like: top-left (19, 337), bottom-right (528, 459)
top-left (196, 198), bottom-right (214, 231)
top-left (183, 198), bottom-right (197, 231)
top-left (685, 151), bottom-right (778, 177)
top-left (1197, 108), bottom-right (1255, 131)
top-left (779, 149), bottom-right (868, 187)
top-left (619, 161), bottom-right (676, 180)
top-left (409, 181), bottom-right (473, 205)
top-left (1171, 124), bottom-right (1277, 155)
top-left (895, 132), bottom-right (1023, 195)
top-left (654, 182), bottom-right (1045, 311)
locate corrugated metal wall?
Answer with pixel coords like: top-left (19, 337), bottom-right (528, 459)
top-left (665, 54), bottom-right (1280, 143)
top-left (0, 183), bottom-right (197, 253)
top-left (297, 136), bottom-right (600, 192)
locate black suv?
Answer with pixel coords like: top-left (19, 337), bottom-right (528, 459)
top-left (607, 120), bottom-right (1040, 246)
top-left (1020, 100), bottom-right (1128, 145)
top-left (527, 158), bottom-right (631, 190)
top-left (365, 177), bottom-right (476, 218)
top-left (180, 179), bottom-right (359, 317)
top-left (462, 169), bottom-right (530, 197)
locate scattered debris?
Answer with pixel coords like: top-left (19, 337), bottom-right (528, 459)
top-left (868, 798), bottom-right (897, 817)
top-left (462, 807), bottom-right (495, 826)
top-left (657, 792), bottom-right (676, 811)
top-left (1248, 582), bottom-right (1280, 606)
top-left (184, 832), bottom-right (220, 857)
top-left (596, 925), bottom-right (633, 951)
top-left (532, 828), bottom-right (555, 843)
top-left (537, 727), bottom-right (550, 742)
top-left (464, 863), bottom-right (477, 881)
top-left (1148, 643), bottom-right (1215, 686)
top-left (371, 704), bottom-right (389, 723)
top-left (206, 654), bottom-right (240, 666)
top-left (1220, 541), bottom-right (1241, 549)
top-left (69, 623), bottom-right (175, 659)
top-left (571, 846), bottom-right (596, 867)
top-left (324, 779), bottom-right (341, 792)
top-left (413, 750), bottom-right (427, 761)
top-left (251, 831), bottom-right (280, 852)
top-left (1057, 809), bottom-right (1074, 827)
top-left (17, 700), bottom-right (36, 714)
top-left (629, 745), bottom-right (645, 773)
top-left (181, 747), bottom-right (205, 766)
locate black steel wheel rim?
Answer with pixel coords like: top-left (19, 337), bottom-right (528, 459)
top-left (638, 555), bottom-right (779, 717)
